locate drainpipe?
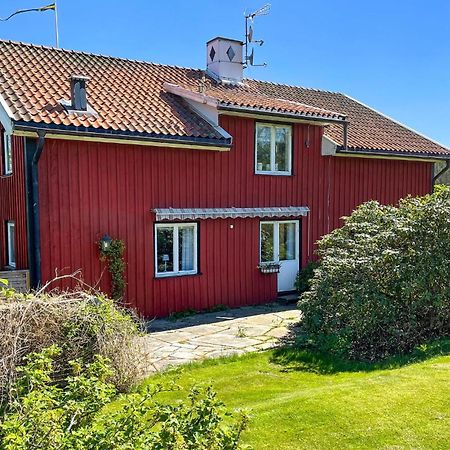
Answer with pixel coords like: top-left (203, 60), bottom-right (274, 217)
top-left (432, 160), bottom-right (450, 187)
top-left (343, 122), bottom-right (348, 150)
top-left (28, 131), bottom-right (46, 287)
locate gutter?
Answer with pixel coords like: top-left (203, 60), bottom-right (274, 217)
top-left (14, 120), bottom-right (232, 150)
top-left (337, 147), bottom-right (450, 161)
top-left (218, 104), bottom-right (348, 125)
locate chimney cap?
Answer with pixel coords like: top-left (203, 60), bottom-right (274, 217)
top-left (206, 36), bottom-right (243, 46)
top-left (70, 74), bottom-right (90, 81)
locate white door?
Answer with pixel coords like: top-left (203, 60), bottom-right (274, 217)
top-left (260, 220), bottom-right (300, 292)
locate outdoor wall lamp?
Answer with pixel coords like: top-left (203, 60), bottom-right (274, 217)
top-left (100, 234), bottom-right (113, 252)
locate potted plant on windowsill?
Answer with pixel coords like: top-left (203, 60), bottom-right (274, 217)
top-left (258, 262), bottom-right (281, 274)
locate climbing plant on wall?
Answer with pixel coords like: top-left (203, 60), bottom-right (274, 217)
top-left (98, 238), bottom-right (126, 301)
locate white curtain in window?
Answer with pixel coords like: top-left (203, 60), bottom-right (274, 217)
top-left (180, 227), bottom-right (194, 271)
top-left (286, 222), bottom-right (295, 260)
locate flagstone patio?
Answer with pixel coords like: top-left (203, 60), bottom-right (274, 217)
top-left (140, 303), bottom-right (301, 373)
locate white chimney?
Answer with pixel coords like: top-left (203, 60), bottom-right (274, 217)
top-left (206, 37), bottom-right (243, 84)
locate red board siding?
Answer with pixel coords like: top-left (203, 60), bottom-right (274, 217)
top-left (38, 116), bottom-right (432, 317)
top-left (0, 135), bottom-right (28, 269)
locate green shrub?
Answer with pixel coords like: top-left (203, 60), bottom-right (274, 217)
top-left (295, 261), bottom-right (320, 294)
top-left (0, 292), bottom-right (144, 400)
top-left (298, 186), bottom-right (450, 361)
top-left (0, 346), bottom-right (249, 450)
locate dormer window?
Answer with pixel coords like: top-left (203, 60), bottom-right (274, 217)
top-left (255, 123), bottom-right (292, 175)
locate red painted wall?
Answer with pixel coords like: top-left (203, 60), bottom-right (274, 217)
top-left (38, 116), bottom-right (432, 316)
top-left (0, 134), bottom-right (28, 269)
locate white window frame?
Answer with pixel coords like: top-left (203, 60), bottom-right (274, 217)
top-left (6, 221), bottom-right (15, 268)
top-left (3, 133), bottom-right (12, 175)
top-left (259, 220), bottom-right (299, 263)
top-left (155, 223), bottom-right (198, 277)
top-left (255, 123), bottom-right (292, 176)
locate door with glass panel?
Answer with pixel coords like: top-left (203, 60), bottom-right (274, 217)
top-left (260, 220), bottom-right (299, 292)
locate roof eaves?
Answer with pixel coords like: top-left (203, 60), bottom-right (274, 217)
top-left (13, 120), bottom-right (232, 149)
top-left (218, 103), bottom-right (347, 123)
top-left (337, 146), bottom-right (450, 161)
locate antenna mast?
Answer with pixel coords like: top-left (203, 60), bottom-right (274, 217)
top-left (244, 3), bottom-right (270, 68)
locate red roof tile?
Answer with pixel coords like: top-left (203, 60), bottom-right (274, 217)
top-left (0, 40), bottom-right (448, 157)
top-left (249, 80), bottom-right (450, 157)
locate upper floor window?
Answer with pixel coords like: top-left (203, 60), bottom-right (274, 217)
top-left (6, 221), bottom-right (15, 268)
top-left (155, 223), bottom-right (198, 277)
top-left (2, 133), bottom-right (12, 175)
top-left (255, 123), bottom-right (292, 175)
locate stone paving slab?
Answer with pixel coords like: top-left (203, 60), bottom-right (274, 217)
top-left (140, 303), bottom-right (301, 374)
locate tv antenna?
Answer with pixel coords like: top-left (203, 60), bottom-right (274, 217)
top-left (244, 3), bottom-right (270, 68)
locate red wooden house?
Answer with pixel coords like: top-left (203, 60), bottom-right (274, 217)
top-left (0, 38), bottom-right (449, 316)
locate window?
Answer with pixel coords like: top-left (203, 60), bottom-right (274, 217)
top-left (155, 223), bottom-right (198, 277)
top-left (260, 221), bottom-right (298, 263)
top-left (255, 123), bottom-right (292, 175)
top-left (2, 133), bottom-right (12, 175)
top-left (6, 221), bottom-right (15, 268)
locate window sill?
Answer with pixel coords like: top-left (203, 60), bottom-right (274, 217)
top-left (2, 265), bottom-right (16, 271)
top-left (0, 173), bottom-right (13, 178)
top-left (155, 271), bottom-right (201, 280)
top-left (255, 171), bottom-right (292, 177)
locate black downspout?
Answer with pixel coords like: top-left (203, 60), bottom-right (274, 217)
top-left (432, 160), bottom-right (450, 187)
top-left (25, 131), bottom-right (45, 288)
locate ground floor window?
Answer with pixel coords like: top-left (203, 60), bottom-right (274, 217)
top-left (155, 223), bottom-right (198, 277)
top-left (6, 221), bottom-right (15, 268)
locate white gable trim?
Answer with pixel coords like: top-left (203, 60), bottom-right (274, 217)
top-left (0, 93), bottom-right (14, 134)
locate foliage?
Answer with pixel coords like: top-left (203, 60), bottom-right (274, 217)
top-left (99, 238), bottom-right (126, 301)
top-left (148, 348), bottom-right (450, 449)
top-left (294, 260), bottom-right (319, 294)
top-left (298, 185), bottom-right (450, 360)
top-left (0, 290), bottom-right (144, 401)
top-left (0, 346), bottom-right (249, 450)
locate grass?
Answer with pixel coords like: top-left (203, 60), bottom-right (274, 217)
top-left (141, 343), bottom-right (450, 449)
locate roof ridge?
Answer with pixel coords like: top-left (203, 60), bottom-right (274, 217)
top-left (0, 38), bottom-right (203, 72)
top-left (246, 77), bottom-right (342, 95)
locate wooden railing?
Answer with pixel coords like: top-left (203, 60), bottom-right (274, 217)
top-left (0, 270), bottom-right (30, 292)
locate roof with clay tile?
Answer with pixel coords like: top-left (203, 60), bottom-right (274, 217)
top-left (0, 39), bottom-right (448, 157)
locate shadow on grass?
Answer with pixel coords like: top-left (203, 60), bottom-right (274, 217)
top-left (270, 338), bottom-right (450, 375)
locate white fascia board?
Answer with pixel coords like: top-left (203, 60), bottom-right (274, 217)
top-left (163, 82), bottom-right (218, 108)
top-left (321, 135), bottom-right (338, 156)
top-left (0, 93), bottom-right (14, 134)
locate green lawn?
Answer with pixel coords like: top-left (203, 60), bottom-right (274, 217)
top-left (142, 347), bottom-right (450, 450)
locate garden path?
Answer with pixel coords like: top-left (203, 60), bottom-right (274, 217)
top-left (140, 303), bottom-right (301, 373)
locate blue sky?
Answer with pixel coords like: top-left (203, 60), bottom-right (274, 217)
top-left (1, 0), bottom-right (450, 147)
